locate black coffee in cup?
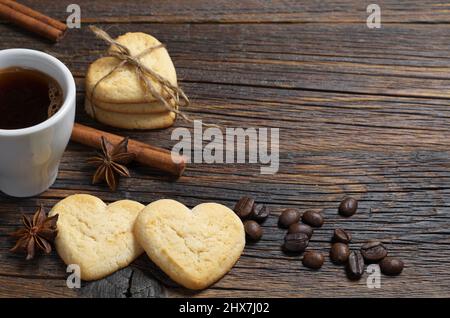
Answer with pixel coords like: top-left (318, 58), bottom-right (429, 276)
top-left (0, 67), bottom-right (63, 129)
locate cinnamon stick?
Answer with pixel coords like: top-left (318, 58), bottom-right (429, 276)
top-left (0, 0), bottom-right (67, 42)
top-left (71, 123), bottom-right (186, 178)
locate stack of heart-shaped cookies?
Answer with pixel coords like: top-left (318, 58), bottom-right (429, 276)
top-left (49, 194), bottom-right (245, 290)
top-left (85, 32), bottom-right (178, 130)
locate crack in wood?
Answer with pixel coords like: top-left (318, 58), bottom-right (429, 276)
top-left (124, 270), bottom-right (134, 298)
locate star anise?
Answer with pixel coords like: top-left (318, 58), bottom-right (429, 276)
top-left (88, 136), bottom-right (136, 191)
top-left (10, 205), bottom-right (58, 260)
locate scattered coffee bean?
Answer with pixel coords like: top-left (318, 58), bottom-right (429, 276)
top-left (278, 208), bottom-right (302, 228)
top-left (360, 240), bottom-right (387, 263)
top-left (283, 232), bottom-right (309, 253)
top-left (346, 251), bottom-right (365, 280)
top-left (234, 196), bottom-right (255, 219)
top-left (301, 210), bottom-right (324, 228)
top-left (338, 197), bottom-right (358, 217)
top-left (332, 228), bottom-right (352, 244)
top-left (244, 220), bottom-right (262, 241)
top-left (250, 204), bottom-right (270, 223)
top-left (288, 222), bottom-right (313, 238)
top-left (330, 242), bottom-right (350, 264)
top-left (379, 257), bottom-right (404, 276)
top-left (302, 251), bottom-right (324, 269)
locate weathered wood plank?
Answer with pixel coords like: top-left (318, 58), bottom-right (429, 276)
top-left (3, 23), bottom-right (450, 99)
top-left (2, 0), bottom-right (450, 24)
top-left (0, 275), bottom-right (76, 297)
top-left (78, 266), bottom-right (167, 298)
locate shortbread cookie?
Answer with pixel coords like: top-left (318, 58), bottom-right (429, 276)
top-left (85, 98), bottom-right (176, 130)
top-left (134, 199), bottom-right (245, 290)
top-left (49, 194), bottom-right (145, 281)
top-left (85, 96), bottom-right (170, 114)
top-left (85, 32), bottom-right (177, 105)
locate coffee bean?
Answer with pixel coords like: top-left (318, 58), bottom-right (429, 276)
top-left (301, 210), bottom-right (324, 228)
top-left (288, 222), bottom-right (313, 238)
top-left (346, 251), bottom-right (365, 280)
top-left (332, 228), bottom-right (352, 244)
top-left (250, 204), bottom-right (270, 223)
top-left (283, 232), bottom-right (309, 253)
top-left (338, 197), bottom-right (358, 217)
top-left (278, 208), bottom-right (302, 228)
top-left (360, 241), bottom-right (387, 263)
top-left (234, 196), bottom-right (255, 219)
top-left (379, 257), bottom-right (404, 275)
top-left (330, 242), bottom-right (350, 264)
top-left (244, 220), bottom-right (262, 241)
top-left (302, 251), bottom-right (324, 269)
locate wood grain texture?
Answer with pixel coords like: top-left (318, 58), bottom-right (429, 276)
top-left (2, 0), bottom-right (450, 23)
top-left (1, 1), bottom-right (450, 297)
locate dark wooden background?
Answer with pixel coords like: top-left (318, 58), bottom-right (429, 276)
top-left (1, 0), bottom-right (450, 297)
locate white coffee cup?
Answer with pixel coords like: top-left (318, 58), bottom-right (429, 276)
top-left (0, 49), bottom-right (76, 197)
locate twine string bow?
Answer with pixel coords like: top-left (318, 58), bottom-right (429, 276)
top-left (88, 25), bottom-right (191, 121)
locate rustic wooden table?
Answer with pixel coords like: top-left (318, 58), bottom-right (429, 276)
top-left (1, 0), bottom-right (450, 298)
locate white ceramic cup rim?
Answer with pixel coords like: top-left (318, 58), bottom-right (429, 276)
top-left (0, 48), bottom-right (76, 137)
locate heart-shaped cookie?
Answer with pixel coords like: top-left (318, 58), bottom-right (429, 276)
top-left (49, 194), bottom-right (145, 281)
top-left (134, 199), bottom-right (245, 290)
